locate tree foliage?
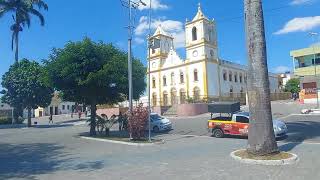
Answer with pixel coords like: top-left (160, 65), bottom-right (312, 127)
top-left (0, 0), bottom-right (48, 62)
top-left (45, 38), bottom-right (146, 136)
top-left (285, 78), bottom-right (300, 94)
top-left (1, 59), bottom-right (53, 126)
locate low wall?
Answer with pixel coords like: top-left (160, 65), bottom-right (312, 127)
top-left (176, 103), bottom-right (208, 116)
top-left (96, 107), bottom-right (128, 118)
top-left (152, 106), bottom-right (170, 115)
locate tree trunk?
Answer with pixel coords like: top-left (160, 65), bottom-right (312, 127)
top-left (15, 30), bottom-right (19, 63)
top-left (244, 0), bottom-right (278, 155)
top-left (90, 102), bottom-right (97, 136)
top-left (27, 107), bottom-right (32, 127)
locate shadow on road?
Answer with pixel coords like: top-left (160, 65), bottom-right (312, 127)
top-left (279, 120), bottom-right (320, 151)
top-left (0, 143), bottom-right (106, 179)
top-left (0, 143), bottom-right (69, 180)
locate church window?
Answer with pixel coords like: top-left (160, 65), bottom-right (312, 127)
top-left (163, 76), bottom-right (167, 86)
top-left (210, 50), bottom-right (214, 57)
top-left (194, 69), bottom-right (199, 81)
top-left (152, 77), bottom-right (156, 88)
top-left (171, 72), bottom-right (175, 85)
top-left (180, 72), bottom-right (184, 84)
top-left (209, 29), bottom-right (212, 42)
top-left (192, 27), bottom-right (197, 41)
top-left (223, 71), bottom-right (227, 81)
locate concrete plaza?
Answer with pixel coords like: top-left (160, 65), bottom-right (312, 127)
top-left (1, 100), bottom-right (320, 180)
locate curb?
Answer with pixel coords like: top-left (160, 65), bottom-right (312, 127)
top-left (230, 149), bottom-right (299, 166)
top-left (80, 136), bottom-right (164, 146)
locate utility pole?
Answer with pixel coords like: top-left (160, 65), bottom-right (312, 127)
top-left (120, 0), bottom-right (146, 112)
top-left (147, 0), bottom-right (152, 142)
top-left (309, 32), bottom-right (319, 109)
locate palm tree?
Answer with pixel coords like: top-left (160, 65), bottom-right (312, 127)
top-left (0, 0), bottom-right (48, 63)
top-left (244, 0), bottom-right (278, 155)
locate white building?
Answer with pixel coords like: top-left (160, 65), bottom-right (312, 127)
top-left (34, 92), bottom-right (76, 117)
top-left (148, 4), bottom-right (279, 107)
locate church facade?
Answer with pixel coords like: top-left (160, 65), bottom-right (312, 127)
top-left (148, 5), bottom-right (279, 107)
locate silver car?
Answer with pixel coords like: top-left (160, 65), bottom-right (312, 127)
top-left (237, 112), bottom-right (288, 138)
top-left (148, 113), bottom-right (172, 132)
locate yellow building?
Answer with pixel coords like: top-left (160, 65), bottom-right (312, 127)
top-left (291, 46), bottom-right (320, 77)
top-left (290, 46), bottom-right (320, 104)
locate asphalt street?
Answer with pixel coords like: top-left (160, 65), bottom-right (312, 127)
top-left (1, 101), bottom-right (320, 180)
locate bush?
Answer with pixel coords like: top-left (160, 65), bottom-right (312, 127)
top-left (0, 117), bottom-right (24, 125)
top-left (127, 104), bottom-right (148, 140)
top-left (0, 117), bottom-right (12, 125)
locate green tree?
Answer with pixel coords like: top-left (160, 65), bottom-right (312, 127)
top-left (45, 38), bottom-right (146, 136)
top-left (244, 0), bottom-right (278, 155)
top-left (1, 59), bottom-right (54, 127)
top-left (0, 0), bottom-right (48, 63)
top-left (285, 78), bottom-right (300, 94)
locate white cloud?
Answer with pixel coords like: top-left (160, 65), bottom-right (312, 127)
top-left (134, 37), bottom-right (145, 44)
top-left (138, 0), bottom-right (168, 11)
top-left (290, 0), bottom-right (314, 5)
top-left (273, 66), bottom-right (291, 73)
top-left (274, 16), bottom-right (320, 35)
top-left (134, 16), bottom-right (185, 48)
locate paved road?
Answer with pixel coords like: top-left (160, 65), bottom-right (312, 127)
top-left (1, 123), bottom-right (320, 180)
top-left (1, 100), bottom-right (320, 179)
top-left (166, 101), bottom-right (320, 144)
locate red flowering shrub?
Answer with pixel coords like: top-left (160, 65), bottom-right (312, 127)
top-left (127, 104), bottom-right (148, 140)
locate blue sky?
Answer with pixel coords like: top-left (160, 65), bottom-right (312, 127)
top-left (1, 0), bottom-right (320, 89)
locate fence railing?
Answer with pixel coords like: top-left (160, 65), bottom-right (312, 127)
top-left (147, 92), bottom-right (292, 107)
top-left (115, 92), bottom-right (292, 108)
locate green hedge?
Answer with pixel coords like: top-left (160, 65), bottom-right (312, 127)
top-left (0, 117), bottom-right (24, 125)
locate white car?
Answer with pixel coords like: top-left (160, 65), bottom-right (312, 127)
top-left (148, 113), bottom-right (172, 132)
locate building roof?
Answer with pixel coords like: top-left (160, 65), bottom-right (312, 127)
top-left (153, 25), bottom-right (170, 37)
top-left (290, 46), bottom-right (320, 57)
top-left (192, 3), bottom-right (209, 22)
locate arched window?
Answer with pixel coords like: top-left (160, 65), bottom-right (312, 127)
top-left (180, 72), bottom-right (184, 84)
top-left (194, 69), bottom-right (198, 81)
top-left (229, 72), bottom-right (232, 82)
top-left (239, 74), bottom-right (243, 83)
top-left (208, 29), bottom-right (212, 42)
top-left (163, 76), bottom-right (167, 86)
top-left (171, 72), bottom-right (175, 85)
top-left (223, 71), bottom-right (227, 81)
top-left (192, 27), bottom-right (197, 41)
top-left (234, 73), bottom-right (238, 83)
top-left (152, 77), bottom-right (156, 88)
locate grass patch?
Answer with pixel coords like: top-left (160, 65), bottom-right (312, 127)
top-left (234, 150), bottom-right (293, 160)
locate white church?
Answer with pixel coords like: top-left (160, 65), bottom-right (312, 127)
top-left (148, 4), bottom-right (279, 107)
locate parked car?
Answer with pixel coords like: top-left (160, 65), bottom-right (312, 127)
top-left (148, 113), bottom-right (172, 132)
top-left (208, 112), bottom-right (288, 138)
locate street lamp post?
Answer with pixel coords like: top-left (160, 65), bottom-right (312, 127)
top-left (310, 32), bottom-right (319, 109)
top-left (121, 0), bottom-right (146, 113)
top-left (147, 0), bottom-right (152, 142)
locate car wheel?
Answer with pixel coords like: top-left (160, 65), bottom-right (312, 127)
top-left (153, 126), bottom-right (159, 133)
top-left (213, 128), bottom-right (224, 138)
